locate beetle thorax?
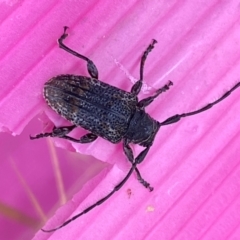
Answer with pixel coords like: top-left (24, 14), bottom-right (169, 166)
top-left (125, 109), bottom-right (160, 147)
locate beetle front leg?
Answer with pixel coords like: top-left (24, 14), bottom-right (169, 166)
top-left (123, 140), bottom-right (153, 191)
top-left (135, 167), bottom-right (153, 191)
top-left (131, 39), bottom-right (157, 96)
top-left (30, 125), bottom-right (98, 144)
top-left (58, 26), bottom-right (99, 79)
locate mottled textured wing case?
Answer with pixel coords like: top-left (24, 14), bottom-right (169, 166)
top-left (44, 75), bottom-right (137, 143)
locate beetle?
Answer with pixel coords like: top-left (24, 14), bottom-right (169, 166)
top-left (31, 26), bottom-right (240, 232)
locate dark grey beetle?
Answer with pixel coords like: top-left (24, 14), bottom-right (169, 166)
top-left (31, 27), bottom-right (240, 232)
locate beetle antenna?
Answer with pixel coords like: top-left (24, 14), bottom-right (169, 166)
top-left (160, 82), bottom-right (240, 126)
top-left (42, 163), bottom-right (137, 232)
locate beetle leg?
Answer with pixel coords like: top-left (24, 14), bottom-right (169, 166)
top-left (123, 140), bottom-right (153, 191)
top-left (137, 81), bottom-right (173, 109)
top-left (123, 139), bottom-right (134, 162)
top-left (30, 125), bottom-right (98, 143)
top-left (61, 133), bottom-right (98, 143)
top-left (30, 125), bottom-right (76, 139)
top-left (58, 26), bottom-right (99, 79)
top-left (135, 167), bottom-right (153, 191)
top-left (131, 39), bottom-right (157, 96)
top-left (160, 82), bottom-right (240, 126)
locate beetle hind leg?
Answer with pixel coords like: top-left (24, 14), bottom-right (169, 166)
top-left (30, 125), bottom-right (98, 144)
top-left (58, 26), bottom-right (99, 79)
top-left (61, 132), bottom-right (98, 143)
top-left (30, 125), bottom-right (76, 140)
top-left (131, 39), bottom-right (158, 96)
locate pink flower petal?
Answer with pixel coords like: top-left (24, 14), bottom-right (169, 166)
top-left (1, 1), bottom-right (240, 240)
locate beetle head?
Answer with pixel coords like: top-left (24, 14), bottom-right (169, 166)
top-left (126, 110), bottom-right (160, 147)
